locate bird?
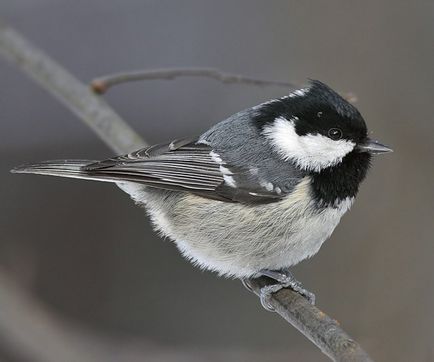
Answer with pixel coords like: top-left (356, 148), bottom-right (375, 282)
top-left (12, 80), bottom-right (392, 310)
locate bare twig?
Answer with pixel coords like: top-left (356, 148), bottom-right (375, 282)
top-left (91, 67), bottom-right (299, 94)
top-left (90, 68), bottom-right (357, 104)
top-left (0, 19), bottom-right (373, 362)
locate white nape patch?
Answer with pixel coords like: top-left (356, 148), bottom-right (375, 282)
top-left (288, 87), bottom-right (310, 98)
top-left (263, 117), bottom-right (355, 172)
top-left (250, 86), bottom-right (311, 115)
top-left (250, 86), bottom-right (310, 113)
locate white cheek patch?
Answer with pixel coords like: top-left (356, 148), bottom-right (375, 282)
top-left (263, 117), bottom-right (355, 172)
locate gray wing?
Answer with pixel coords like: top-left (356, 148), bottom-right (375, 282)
top-left (84, 137), bottom-right (289, 204)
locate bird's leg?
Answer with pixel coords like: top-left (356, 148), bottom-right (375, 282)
top-left (247, 268), bottom-right (316, 311)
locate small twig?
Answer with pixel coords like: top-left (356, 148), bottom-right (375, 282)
top-left (0, 19), bottom-right (372, 361)
top-left (247, 277), bottom-right (373, 362)
top-left (90, 67), bottom-right (299, 94)
top-left (90, 68), bottom-right (357, 104)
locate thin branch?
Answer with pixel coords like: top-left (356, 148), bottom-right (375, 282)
top-left (246, 277), bottom-right (373, 362)
top-left (90, 68), bottom-right (357, 104)
top-left (91, 67), bottom-right (299, 94)
top-left (0, 20), bottom-right (146, 155)
top-left (0, 19), bottom-right (373, 362)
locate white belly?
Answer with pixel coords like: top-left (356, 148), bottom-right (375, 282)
top-left (117, 178), bottom-right (353, 278)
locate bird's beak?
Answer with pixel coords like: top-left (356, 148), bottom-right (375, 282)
top-left (356, 138), bottom-right (393, 154)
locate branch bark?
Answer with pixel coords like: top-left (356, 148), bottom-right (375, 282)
top-left (90, 68), bottom-right (356, 103)
top-left (247, 277), bottom-right (373, 362)
top-left (0, 19), bottom-right (146, 155)
top-left (0, 19), bottom-right (373, 362)
top-left (90, 67), bottom-right (298, 94)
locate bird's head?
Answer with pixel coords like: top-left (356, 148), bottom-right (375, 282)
top-left (255, 80), bottom-right (392, 173)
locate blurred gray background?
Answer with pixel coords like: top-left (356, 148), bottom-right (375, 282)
top-left (0, 1), bottom-right (433, 361)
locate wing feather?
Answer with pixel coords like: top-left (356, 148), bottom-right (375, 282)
top-left (14, 137), bottom-right (294, 204)
top-left (84, 138), bottom-right (227, 194)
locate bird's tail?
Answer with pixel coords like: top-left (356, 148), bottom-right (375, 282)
top-left (11, 160), bottom-right (119, 183)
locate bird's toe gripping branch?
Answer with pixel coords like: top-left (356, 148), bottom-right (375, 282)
top-left (243, 269), bottom-right (316, 311)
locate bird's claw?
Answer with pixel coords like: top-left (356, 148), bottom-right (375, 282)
top-left (241, 278), bottom-right (253, 292)
top-left (258, 269), bottom-right (316, 311)
top-left (259, 283), bottom-right (284, 311)
top-left (242, 269), bottom-right (316, 312)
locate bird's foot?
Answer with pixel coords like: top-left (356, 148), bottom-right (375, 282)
top-left (241, 278), bottom-right (254, 292)
top-left (258, 269), bottom-right (316, 311)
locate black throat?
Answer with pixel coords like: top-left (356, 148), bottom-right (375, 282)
top-left (310, 151), bottom-right (371, 207)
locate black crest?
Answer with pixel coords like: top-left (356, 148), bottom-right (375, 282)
top-left (253, 80), bottom-right (368, 144)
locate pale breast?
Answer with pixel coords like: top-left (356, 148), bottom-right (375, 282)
top-left (117, 178), bottom-right (353, 278)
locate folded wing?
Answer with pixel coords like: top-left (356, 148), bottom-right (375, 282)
top-left (13, 138), bottom-right (291, 204)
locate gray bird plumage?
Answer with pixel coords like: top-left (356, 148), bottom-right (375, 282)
top-left (12, 80), bottom-right (392, 299)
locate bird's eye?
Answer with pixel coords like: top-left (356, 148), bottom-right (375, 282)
top-left (328, 128), bottom-right (343, 140)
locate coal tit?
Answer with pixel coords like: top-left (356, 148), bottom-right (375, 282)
top-left (12, 80), bottom-right (392, 308)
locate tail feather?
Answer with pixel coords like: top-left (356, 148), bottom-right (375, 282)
top-left (10, 160), bottom-right (119, 183)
